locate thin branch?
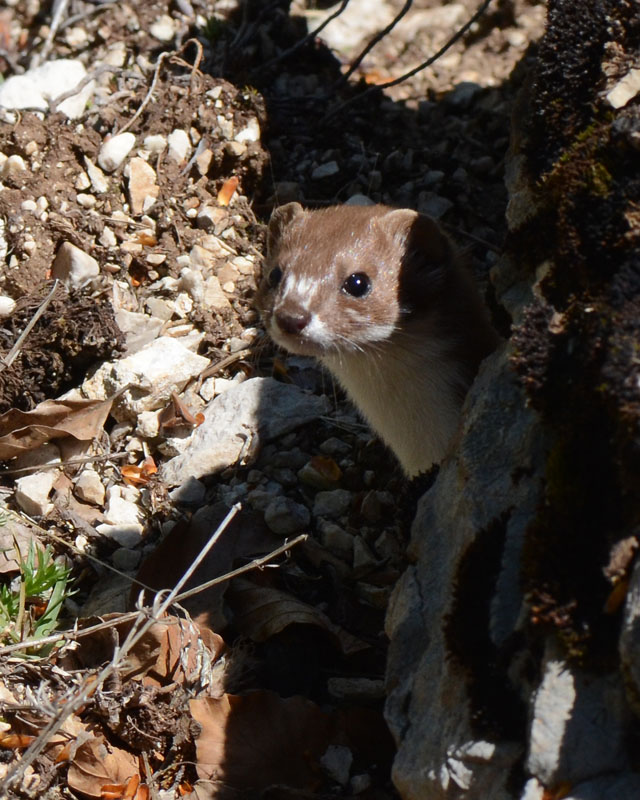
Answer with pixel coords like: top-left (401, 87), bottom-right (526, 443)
top-left (32, 0), bottom-right (69, 68)
top-left (116, 38), bottom-right (203, 134)
top-left (0, 280), bottom-right (59, 372)
top-left (336, 0), bottom-right (413, 87)
top-left (49, 64), bottom-right (120, 113)
top-left (324, 0), bottom-right (494, 120)
top-left (255, 0), bottom-right (352, 74)
top-left (0, 532), bottom-right (308, 658)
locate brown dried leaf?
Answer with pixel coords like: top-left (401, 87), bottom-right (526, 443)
top-left (227, 578), bottom-right (368, 656)
top-left (67, 735), bottom-right (139, 799)
top-left (190, 692), bottom-right (332, 792)
top-left (0, 395), bottom-right (118, 460)
top-left (216, 176), bottom-right (238, 206)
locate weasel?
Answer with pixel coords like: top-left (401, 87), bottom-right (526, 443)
top-left (258, 202), bottom-right (499, 477)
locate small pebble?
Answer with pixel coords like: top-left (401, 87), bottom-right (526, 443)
top-left (264, 496), bottom-right (310, 534)
top-left (98, 132), bottom-right (136, 172)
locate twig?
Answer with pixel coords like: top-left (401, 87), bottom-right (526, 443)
top-left (33, 0), bottom-right (69, 68)
top-left (49, 64), bottom-right (120, 113)
top-left (324, 0), bottom-right (494, 120)
top-left (336, 0), bottom-right (413, 87)
top-left (254, 0), bottom-right (352, 74)
top-left (0, 502), bottom-right (238, 790)
top-left (0, 280), bottom-right (59, 372)
top-left (59, 1), bottom-right (117, 31)
top-left (0, 533), bottom-right (308, 657)
top-left (116, 38), bottom-right (203, 135)
top-left (1, 451), bottom-right (129, 476)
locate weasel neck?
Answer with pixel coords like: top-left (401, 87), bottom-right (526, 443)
top-left (321, 331), bottom-right (465, 477)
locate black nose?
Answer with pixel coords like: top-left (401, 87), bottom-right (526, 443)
top-left (275, 310), bottom-right (310, 334)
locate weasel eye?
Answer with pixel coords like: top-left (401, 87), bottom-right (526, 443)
top-left (268, 266), bottom-right (283, 288)
top-left (342, 272), bottom-right (371, 298)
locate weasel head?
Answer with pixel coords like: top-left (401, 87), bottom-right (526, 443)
top-left (257, 202), bottom-right (454, 358)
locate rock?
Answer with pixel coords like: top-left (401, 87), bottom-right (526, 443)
top-left (111, 547), bottom-right (141, 571)
top-left (318, 521), bottom-right (353, 554)
top-left (81, 336), bottom-right (209, 421)
top-left (74, 469), bottom-right (105, 506)
top-left (312, 161), bottom-right (339, 180)
top-left (320, 745), bottom-right (352, 787)
top-left (169, 477), bottom-right (207, 507)
top-left (149, 14), bottom-right (176, 42)
top-left (98, 132), bottom-right (136, 172)
top-left (264, 496), bottom-right (311, 535)
top-left (161, 377), bottom-right (329, 485)
top-left (606, 67), bottom-right (640, 109)
top-left (327, 677), bottom-right (385, 701)
top-left (52, 242), bottom-right (100, 290)
top-left (143, 134), bottom-right (167, 154)
top-left (167, 129), bottom-right (191, 163)
top-left (416, 191), bottom-right (453, 218)
top-left (14, 471), bottom-right (58, 516)
top-left (114, 309), bottom-right (163, 354)
top-left (0, 296), bottom-right (16, 318)
top-left (313, 489), bottom-right (352, 519)
top-left (83, 157), bottom-right (109, 193)
top-left (234, 118), bottom-right (261, 143)
top-left (126, 157), bottom-right (159, 214)
top-left (1, 155), bottom-right (27, 179)
top-left (0, 59), bottom-right (94, 119)
top-left (104, 486), bottom-right (143, 526)
top-left (95, 523), bottom-right (144, 548)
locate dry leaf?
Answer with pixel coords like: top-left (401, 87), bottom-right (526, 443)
top-left (0, 732), bottom-right (36, 749)
top-left (216, 176), bottom-right (238, 206)
top-left (227, 578), bottom-right (368, 656)
top-left (0, 394), bottom-right (119, 460)
top-left (121, 457), bottom-right (157, 488)
top-left (67, 735), bottom-right (139, 799)
top-left (190, 692), bottom-right (332, 792)
top-left (158, 392), bottom-right (203, 431)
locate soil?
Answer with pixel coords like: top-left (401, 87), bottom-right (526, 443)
top-left (0, 0), bottom-right (547, 797)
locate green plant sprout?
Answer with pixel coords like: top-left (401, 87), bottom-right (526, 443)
top-left (0, 540), bottom-right (72, 658)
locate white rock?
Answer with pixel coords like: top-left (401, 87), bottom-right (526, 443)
top-left (76, 193), bottom-right (96, 208)
top-left (0, 59), bottom-right (94, 119)
top-left (126, 157), bottom-right (159, 214)
top-left (95, 523), bottom-right (144, 548)
top-left (114, 308), bottom-right (163, 353)
top-left (145, 296), bottom-right (175, 321)
top-left (15, 471), bottom-right (58, 517)
top-left (150, 14), bottom-right (177, 42)
top-left (1, 155), bottom-right (27, 179)
top-left (136, 410), bottom-right (160, 438)
top-left (204, 276), bottom-right (232, 311)
top-left (0, 296), bottom-right (16, 318)
top-left (161, 377), bottom-right (329, 485)
top-left (98, 132), bottom-right (136, 173)
top-left (312, 161), bottom-right (339, 180)
top-left (167, 129), bottom-right (191, 163)
top-left (179, 267), bottom-right (205, 302)
top-left (81, 336), bottom-right (210, 421)
top-left (234, 118), bottom-right (260, 143)
top-left (143, 134), bottom-right (167, 154)
top-left (52, 242), bottom-right (100, 290)
top-left (606, 68), bottom-right (640, 109)
top-left (74, 469), bottom-right (105, 505)
top-left (83, 157), bottom-right (109, 193)
top-left (98, 227), bottom-right (117, 247)
top-left (104, 494), bottom-right (143, 526)
top-left (75, 171), bottom-right (91, 191)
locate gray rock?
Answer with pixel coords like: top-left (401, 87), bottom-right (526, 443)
top-left (162, 377), bottom-right (329, 485)
top-left (320, 745), bottom-right (352, 787)
top-left (264, 496), bottom-right (310, 535)
top-left (169, 477), bottom-right (207, 507)
top-left (111, 547), bottom-right (141, 571)
top-left (14, 471), bottom-right (58, 517)
top-left (313, 489), bottom-right (352, 518)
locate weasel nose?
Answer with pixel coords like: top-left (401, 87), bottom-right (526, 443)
top-left (275, 310), bottom-right (310, 335)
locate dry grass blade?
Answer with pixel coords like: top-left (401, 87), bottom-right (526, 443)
top-left (0, 279), bottom-right (59, 371)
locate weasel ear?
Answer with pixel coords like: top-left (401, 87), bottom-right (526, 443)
top-left (381, 208), bottom-right (453, 271)
top-left (267, 202), bottom-right (305, 254)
